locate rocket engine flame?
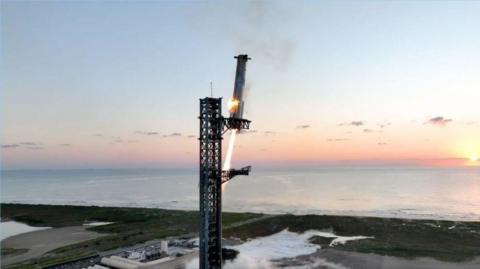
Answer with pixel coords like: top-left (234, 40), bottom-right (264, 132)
top-left (227, 98), bottom-right (240, 114)
top-left (222, 129), bottom-right (237, 191)
top-left (223, 130), bottom-right (237, 171)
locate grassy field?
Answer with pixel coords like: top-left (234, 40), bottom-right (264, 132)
top-left (2, 204), bottom-right (480, 269)
top-left (223, 214), bottom-right (480, 262)
top-left (1, 203), bottom-right (261, 228)
top-left (1, 248), bottom-right (29, 257)
top-left (1, 203), bottom-right (262, 269)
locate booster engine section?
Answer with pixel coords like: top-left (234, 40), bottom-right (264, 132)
top-left (228, 54), bottom-right (251, 119)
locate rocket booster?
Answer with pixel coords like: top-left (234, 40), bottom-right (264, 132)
top-left (228, 54), bottom-right (251, 119)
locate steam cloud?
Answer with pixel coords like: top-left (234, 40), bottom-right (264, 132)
top-left (230, 1), bottom-right (296, 69)
top-left (186, 229), bottom-right (365, 269)
top-left (195, 1), bottom-right (296, 70)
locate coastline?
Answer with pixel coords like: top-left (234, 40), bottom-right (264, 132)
top-left (1, 203), bottom-right (480, 269)
top-left (3, 166), bottom-right (479, 223)
top-left (2, 200), bottom-right (479, 223)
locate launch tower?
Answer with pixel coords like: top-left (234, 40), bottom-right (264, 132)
top-left (198, 55), bottom-right (251, 269)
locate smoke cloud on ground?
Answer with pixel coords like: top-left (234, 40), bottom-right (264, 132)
top-left (185, 229), bottom-right (370, 269)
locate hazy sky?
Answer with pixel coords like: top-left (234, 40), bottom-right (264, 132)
top-left (1, 1), bottom-right (479, 169)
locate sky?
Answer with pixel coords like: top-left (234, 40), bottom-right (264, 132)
top-left (1, 1), bottom-right (479, 169)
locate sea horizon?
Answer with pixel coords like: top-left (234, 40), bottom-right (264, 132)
top-left (2, 165), bottom-right (479, 222)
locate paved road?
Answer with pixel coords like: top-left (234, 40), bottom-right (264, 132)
top-left (224, 214), bottom-right (275, 229)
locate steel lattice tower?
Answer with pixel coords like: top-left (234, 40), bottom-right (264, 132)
top-left (199, 55), bottom-right (251, 269)
top-left (199, 97), bottom-right (223, 269)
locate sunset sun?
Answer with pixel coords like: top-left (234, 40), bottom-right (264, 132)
top-left (471, 153), bottom-right (478, 162)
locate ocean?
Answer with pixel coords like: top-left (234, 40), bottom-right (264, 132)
top-left (1, 166), bottom-right (479, 221)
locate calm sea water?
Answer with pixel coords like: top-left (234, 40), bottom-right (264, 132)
top-left (1, 166), bottom-right (479, 221)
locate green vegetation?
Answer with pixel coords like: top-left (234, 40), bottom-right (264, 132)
top-left (223, 214), bottom-right (480, 262)
top-left (309, 235), bottom-right (334, 247)
top-left (2, 204), bottom-right (480, 269)
top-left (1, 203), bottom-right (262, 269)
top-left (1, 248), bottom-right (29, 257)
top-left (1, 203), bottom-right (260, 229)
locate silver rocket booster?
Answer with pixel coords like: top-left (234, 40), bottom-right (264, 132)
top-left (229, 54), bottom-right (251, 119)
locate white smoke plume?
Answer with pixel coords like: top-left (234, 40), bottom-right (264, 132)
top-left (184, 229), bottom-right (364, 269)
top-left (191, 1), bottom-right (296, 70)
top-left (227, 1), bottom-right (296, 70)
top-left (222, 129), bottom-right (237, 192)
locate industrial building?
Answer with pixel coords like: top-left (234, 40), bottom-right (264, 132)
top-left (43, 239), bottom-right (197, 269)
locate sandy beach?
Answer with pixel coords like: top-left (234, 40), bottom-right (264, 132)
top-left (1, 226), bottom-right (105, 267)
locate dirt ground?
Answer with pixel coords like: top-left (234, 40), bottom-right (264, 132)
top-left (1, 226), bottom-right (104, 267)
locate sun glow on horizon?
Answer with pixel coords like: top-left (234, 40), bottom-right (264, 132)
top-left (471, 153), bottom-right (478, 162)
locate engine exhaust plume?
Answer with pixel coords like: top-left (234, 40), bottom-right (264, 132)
top-left (222, 129), bottom-right (237, 192)
top-left (223, 54), bottom-right (250, 192)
